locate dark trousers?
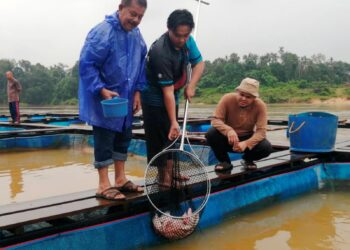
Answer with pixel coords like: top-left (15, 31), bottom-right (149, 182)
top-left (205, 127), bottom-right (272, 163)
top-left (142, 103), bottom-right (178, 163)
top-left (9, 101), bottom-right (20, 123)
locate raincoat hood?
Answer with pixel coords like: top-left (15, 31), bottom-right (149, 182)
top-left (105, 12), bottom-right (122, 30)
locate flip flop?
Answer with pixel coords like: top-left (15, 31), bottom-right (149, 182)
top-left (117, 180), bottom-right (144, 193)
top-left (96, 187), bottom-right (126, 201)
top-left (240, 160), bottom-right (257, 171)
top-left (214, 162), bottom-right (233, 172)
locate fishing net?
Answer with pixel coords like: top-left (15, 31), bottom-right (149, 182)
top-left (145, 50), bottom-right (210, 239)
top-left (145, 139), bottom-right (210, 240)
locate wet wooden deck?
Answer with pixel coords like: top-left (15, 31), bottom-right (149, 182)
top-left (2, 119), bottom-right (350, 246)
top-left (0, 149), bottom-right (314, 230)
top-left (3, 138), bottom-right (350, 244)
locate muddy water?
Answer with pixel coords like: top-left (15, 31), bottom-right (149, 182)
top-left (0, 147), bottom-right (146, 205)
top-left (186, 103), bottom-right (350, 121)
top-left (2, 146), bottom-right (350, 249)
top-left (151, 190), bottom-right (350, 250)
top-left (1, 104), bottom-right (350, 248)
top-left (1, 103), bottom-right (350, 120)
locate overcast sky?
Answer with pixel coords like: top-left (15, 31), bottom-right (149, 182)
top-left (1, 0), bottom-right (349, 67)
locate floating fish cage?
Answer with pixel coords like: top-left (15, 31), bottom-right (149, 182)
top-left (2, 160), bottom-right (350, 249)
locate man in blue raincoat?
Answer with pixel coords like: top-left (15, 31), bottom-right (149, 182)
top-left (79, 0), bottom-right (147, 200)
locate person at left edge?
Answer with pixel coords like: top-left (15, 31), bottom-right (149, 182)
top-left (6, 71), bottom-right (22, 124)
top-left (79, 0), bottom-right (147, 200)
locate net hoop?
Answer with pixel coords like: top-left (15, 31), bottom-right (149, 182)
top-left (144, 146), bottom-right (211, 219)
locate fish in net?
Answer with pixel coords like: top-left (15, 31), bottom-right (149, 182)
top-left (152, 208), bottom-right (200, 240)
top-left (145, 144), bottom-right (210, 240)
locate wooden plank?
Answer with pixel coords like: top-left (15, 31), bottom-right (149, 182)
top-left (0, 150), bottom-right (293, 216)
top-left (261, 149), bottom-right (291, 158)
top-left (207, 156), bottom-right (289, 178)
top-left (0, 190), bottom-right (95, 216)
top-left (0, 123), bottom-right (93, 139)
top-left (0, 179), bottom-right (145, 216)
top-left (0, 136), bottom-right (316, 232)
top-left (19, 117), bottom-right (81, 124)
top-left (256, 158), bottom-right (289, 168)
top-left (0, 128), bottom-right (74, 139)
top-left (268, 119), bottom-right (288, 126)
top-left (0, 191), bottom-right (147, 229)
top-left (335, 141), bottom-right (350, 149)
top-left (0, 150), bottom-right (314, 230)
top-left (0, 151), bottom-right (290, 216)
top-left (212, 149), bottom-right (316, 177)
top-left (0, 128), bottom-right (69, 134)
top-left (335, 148), bottom-right (350, 153)
top-left (0, 198), bottom-right (116, 229)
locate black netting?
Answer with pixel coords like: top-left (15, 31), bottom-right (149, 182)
top-left (145, 149), bottom-right (209, 214)
top-left (145, 148), bottom-right (209, 239)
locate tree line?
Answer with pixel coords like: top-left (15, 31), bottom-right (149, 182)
top-left (1, 48), bottom-right (350, 105)
top-left (0, 59), bottom-right (79, 105)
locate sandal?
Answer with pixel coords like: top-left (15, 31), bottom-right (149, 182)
top-left (240, 160), bottom-right (257, 170)
top-left (117, 180), bottom-right (144, 193)
top-left (214, 162), bottom-right (233, 172)
top-left (96, 187), bottom-right (126, 201)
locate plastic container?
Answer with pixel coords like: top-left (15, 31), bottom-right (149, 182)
top-left (288, 111), bottom-right (338, 152)
top-left (101, 97), bottom-right (128, 118)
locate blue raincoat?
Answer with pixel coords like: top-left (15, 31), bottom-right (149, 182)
top-left (79, 12), bottom-right (147, 132)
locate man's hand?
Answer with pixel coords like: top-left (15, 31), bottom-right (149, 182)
top-left (100, 88), bottom-right (118, 100)
top-left (168, 121), bottom-right (180, 141)
top-left (133, 91), bottom-right (141, 114)
top-left (233, 141), bottom-right (248, 153)
top-left (184, 84), bottom-right (196, 102)
top-left (227, 130), bottom-right (239, 146)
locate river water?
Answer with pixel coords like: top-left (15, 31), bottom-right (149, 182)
top-left (187, 103), bottom-right (350, 121)
top-left (1, 102), bottom-right (350, 120)
top-left (150, 189), bottom-right (350, 250)
top-left (1, 104), bottom-right (350, 249)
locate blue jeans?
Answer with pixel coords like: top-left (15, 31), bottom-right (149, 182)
top-left (92, 126), bottom-right (132, 169)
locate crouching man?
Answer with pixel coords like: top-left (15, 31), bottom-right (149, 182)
top-left (205, 78), bottom-right (272, 172)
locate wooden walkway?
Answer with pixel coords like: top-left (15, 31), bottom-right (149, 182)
top-left (2, 119), bottom-right (350, 246)
top-left (1, 124), bottom-right (350, 223)
top-left (4, 139), bottom-right (350, 246)
top-left (0, 149), bottom-right (315, 229)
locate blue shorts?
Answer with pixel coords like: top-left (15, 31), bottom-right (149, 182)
top-left (92, 126), bottom-right (132, 169)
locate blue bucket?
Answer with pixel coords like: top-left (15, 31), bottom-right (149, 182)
top-left (101, 97), bottom-right (128, 118)
top-left (288, 112), bottom-right (338, 152)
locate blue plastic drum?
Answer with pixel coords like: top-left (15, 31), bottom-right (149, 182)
top-left (101, 97), bottom-right (128, 118)
top-left (288, 112), bottom-right (338, 152)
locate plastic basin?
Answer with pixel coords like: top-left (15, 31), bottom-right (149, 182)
top-left (101, 97), bottom-right (128, 118)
